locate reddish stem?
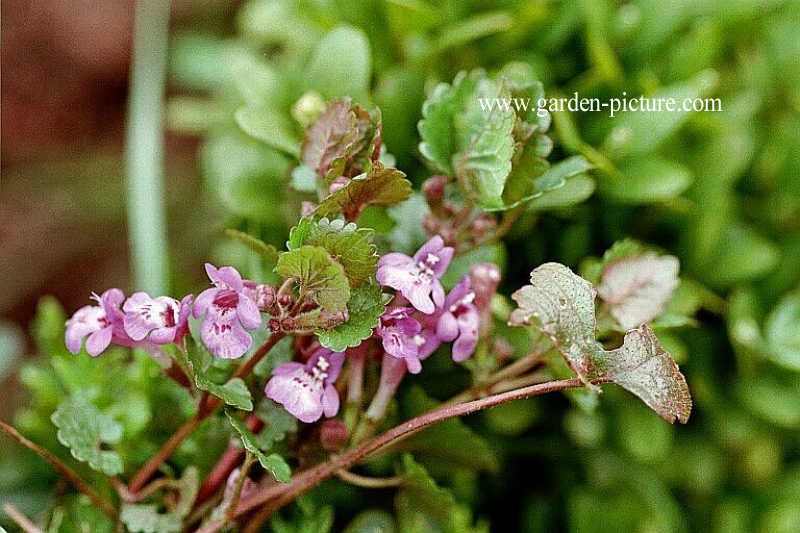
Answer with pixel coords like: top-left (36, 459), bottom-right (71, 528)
top-left (235, 377), bottom-right (607, 520)
top-left (195, 415), bottom-right (264, 505)
top-left (128, 332), bottom-right (285, 494)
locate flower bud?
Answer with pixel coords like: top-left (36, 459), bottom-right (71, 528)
top-left (301, 201), bottom-right (317, 217)
top-left (329, 176), bottom-right (350, 193)
top-left (292, 91), bottom-right (327, 128)
top-left (320, 420), bottom-right (349, 451)
top-left (255, 284), bottom-right (276, 311)
top-left (469, 263), bottom-right (501, 312)
top-left (423, 175), bottom-right (448, 206)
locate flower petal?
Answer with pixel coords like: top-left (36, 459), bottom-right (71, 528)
top-left (452, 308), bottom-right (479, 362)
top-left (216, 266), bottom-right (244, 291)
top-left (201, 315), bottom-right (252, 359)
top-left (193, 288), bottom-right (218, 318)
top-left (436, 311), bottom-right (459, 342)
top-left (236, 295), bottom-right (262, 330)
top-left (403, 282), bottom-right (436, 315)
top-left (322, 384), bottom-right (340, 418)
top-left (86, 326), bottom-right (113, 357)
top-left (265, 370), bottom-right (324, 423)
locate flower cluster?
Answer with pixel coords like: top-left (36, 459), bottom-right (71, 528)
top-left (65, 238), bottom-right (499, 425)
top-left (65, 263), bottom-right (271, 361)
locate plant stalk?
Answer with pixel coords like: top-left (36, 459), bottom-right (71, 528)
top-left (125, 0), bottom-right (171, 294)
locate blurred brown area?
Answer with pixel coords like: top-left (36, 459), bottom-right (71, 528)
top-left (1, 0), bottom-right (220, 351)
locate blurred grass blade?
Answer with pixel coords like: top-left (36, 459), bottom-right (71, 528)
top-left (125, 0), bottom-right (171, 294)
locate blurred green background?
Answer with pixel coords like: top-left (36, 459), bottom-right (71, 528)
top-left (2, 0), bottom-right (799, 531)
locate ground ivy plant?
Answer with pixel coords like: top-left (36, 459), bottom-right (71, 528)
top-left (2, 76), bottom-right (694, 532)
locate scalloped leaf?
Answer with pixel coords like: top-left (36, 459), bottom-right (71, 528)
top-left (182, 338), bottom-right (254, 411)
top-left (288, 218), bottom-right (378, 287)
top-left (497, 155), bottom-right (594, 211)
top-left (51, 397), bottom-right (123, 476)
top-left (120, 504), bottom-right (181, 533)
top-left (597, 253), bottom-right (680, 330)
top-left (452, 77), bottom-right (516, 208)
top-left (276, 245), bottom-right (350, 313)
top-left (396, 455), bottom-right (485, 533)
top-left (316, 281), bottom-right (391, 352)
top-left (314, 163), bottom-right (412, 219)
top-left (509, 262), bottom-right (691, 423)
top-left (418, 71), bottom-right (480, 174)
top-left (226, 410), bottom-right (291, 483)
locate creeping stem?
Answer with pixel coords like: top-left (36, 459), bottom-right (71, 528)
top-left (128, 332), bottom-right (285, 494)
top-left (0, 421), bottom-right (118, 520)
top-left (235, 377), bottom-right (610, 522)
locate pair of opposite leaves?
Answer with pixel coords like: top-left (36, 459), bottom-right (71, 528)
top-left (509, 262), bottom-right (692, 424)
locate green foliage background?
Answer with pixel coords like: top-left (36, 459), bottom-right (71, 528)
top-left (3, 0), bottom-right (800, 531)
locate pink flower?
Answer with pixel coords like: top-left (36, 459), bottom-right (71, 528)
top-left (376, 307), bottom-right (425, 374)
top-left (438, 276), bottom-right (480, 362)
top-left (193, 264), bottom-right (263, 359)
top-left (65, 288), bottom-right (126, 356)
top-left (416, 276), bottom-right (480, 363)
top-left (376, 236), bottom-right (454, 314)
top-left (265, 348), bottom-right (345, 423)
top-left (123, 293), bottom-right (193, 345)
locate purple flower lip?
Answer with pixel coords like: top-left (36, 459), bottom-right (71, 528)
top-left (194, 263), bottom-right (263, 359)
top-left (265, 348), bottom-right (345, 423)
top-left (376, 236), bottom-right (454, 314)
top-left (377, 307), bottom-right (424, 374)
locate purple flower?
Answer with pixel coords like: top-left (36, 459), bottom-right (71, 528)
top-left (416, 276), bottom-right (480, 363)
top-left (193, 264), bottom-right (263, 359)
top-left (376, 236), bottom-right (454, 314)
top-left (65, 288), bottom-right (126, 356)
top-left (123, 293), bottom-right (193, 345)
top-left (265, 348), bottom-right (345, 423)
top-left (377, 307), bottom-right (424, 374)
top-left (438, 276), bottom-right (480, 362)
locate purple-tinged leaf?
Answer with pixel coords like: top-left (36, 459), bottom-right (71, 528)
top-left (597, 253), bottom-right (680, 329)
top-left (509, 262), bottom-right (692, 423)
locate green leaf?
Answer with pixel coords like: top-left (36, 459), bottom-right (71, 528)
top-left (314, 163), bottom-right (412, 218)
top-left (509, 263), bottom-right (691, 423)
top-left (604, 70), bottom-right (719, 158)
top-left (256, 398), bottom-right (298, 448)
top-left (305, 26), bottom-right (371, 102)
top-left (235, 106), bottom-right (300, 157)
top-left (182, 338), bottom-right (254, 410)
top-left (528, 174), bottom-right (596, 211)
top-left (224, 229), bottom-right (279, 266)
top-left (344, 509), bottom-right (397, 533)
top-left (276, 245), bottom-right (350, 313)
top-left (765, 291), bottom-right (800, 371)
top-left (51, 397), bottom-right (123, 476)
top-left (418, 71), bottom-right (480, 174)
top-left (317, 281), bottom-right (390, 352)
top-left (496, 155), bottom-right (593, 211)
top-left (288, 218), bottom-right (378, 287)
top-left (291, 164), bottom-right (318, 192)
top-left (601, 157), bottom-right (692, 204)
top-left (120, 504), bottom-right (181, 533)
top-left (396, 455), bottom-right (486, 533)
top-left (201, 130), bottom-right (291, 222)
top-left (453, 77), bottom-right (516, 208)
top-left (226, 410), bottom-right (292, 482)
top-left (204, 378), bottom-right (253, 411)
